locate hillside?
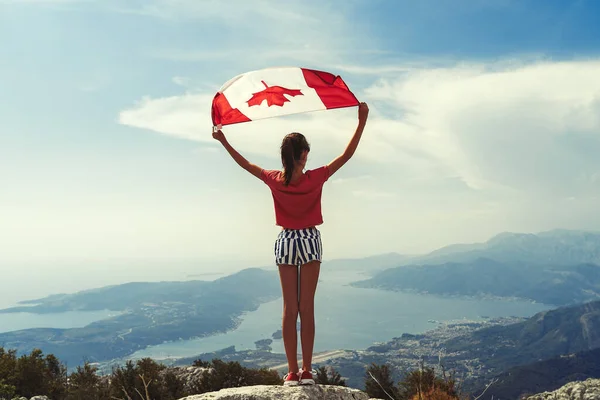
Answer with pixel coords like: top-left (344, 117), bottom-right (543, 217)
top-left (406, 229), bottom-right (600, 266)
top-left (315, 301), bottom-right (600, 391)
top-left (478, 347), bottom-right (600, 400)
top-left (0, 268), bottom-right (281, 366)
top-left (352, 258), bottom-right (600, 305)
top-left (444, 300), bottom-right (600, 372)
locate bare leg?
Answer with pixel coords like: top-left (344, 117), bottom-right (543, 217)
top-left (278, 264), bottom-right (299, 373)
top-left (298, 260), bottom-right (320, 371)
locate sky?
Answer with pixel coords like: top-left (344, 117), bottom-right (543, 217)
top-left (1, 0), bottom-right (600, 298)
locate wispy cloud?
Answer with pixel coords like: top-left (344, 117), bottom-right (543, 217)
top-left (172, 76), bottom-right (190, 87)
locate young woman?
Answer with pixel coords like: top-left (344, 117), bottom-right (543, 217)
top-left (212, 102), bottom-right (369, 386)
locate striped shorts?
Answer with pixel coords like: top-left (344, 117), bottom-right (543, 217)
top-left (274, 227), bottom-right (322, 266)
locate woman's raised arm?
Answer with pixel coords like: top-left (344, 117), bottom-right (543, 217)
top-left (327, 102), bottom-right (369, 177)
top-left (213, 129), bottom-right (263, 179)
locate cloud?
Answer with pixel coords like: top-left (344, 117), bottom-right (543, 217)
top-left (365, 58), bottom-right (600, 195)
top-left (172, 76), bottom-right (190, 87)
top-left (119, 57), bottom-right (600, 203)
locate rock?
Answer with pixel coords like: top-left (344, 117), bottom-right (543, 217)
top-left (30, 397), bottom-right (51, 400)
top-left (180, 384), bottom-right (374, 400)
top-left (525, 378), bottom-right (600, 400)
top-left (163, 365), bottom-right (211, 393)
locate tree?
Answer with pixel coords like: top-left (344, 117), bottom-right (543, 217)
top-left (0, 379), bottom-right (16, 400)
top-left (110, 360), bottom-right (137, 400)
top-left (163, 370), bottom-right (186, 400)
top-left (315, 366), bottom-right (346, 386)
top-left (192, 359), bottom-right (280, 394)
top-left (15, 349), bottom-right (49, 398)
top-left (67, 362), bottom-right (106, 400)
top-left (45, 353), bottom-right (67, 400)
top-left (399, 363), bottom-right (459, 400)
top-left (0, 347), bottom-right (17, 390)
top-left (364, 363), bottom-right (400, 400)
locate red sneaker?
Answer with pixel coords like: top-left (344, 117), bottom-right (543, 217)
top-left (299, 369), bottom-right (316, 385)
top-left (283, 371), bottom-right (300, 386)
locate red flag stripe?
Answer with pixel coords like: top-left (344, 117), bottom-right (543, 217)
top-left (301, 68), bottom-right (360, 110)
top-left (211, 92), bottom-right (251, 127)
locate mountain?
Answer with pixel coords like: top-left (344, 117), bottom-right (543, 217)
top-left (0, 268), bottom-right (281, 366)
top-left (478, 348), bottom-right (600, 400)
top-left (407, 229), bottom-right (600, 266)
top-left (314, 301), bottom-right (600, 392)
top-left (351, 258), bottom-right (600, 305)
top-left (444, 300), bottom-right (600, 373)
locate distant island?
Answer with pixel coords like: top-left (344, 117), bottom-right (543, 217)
top-left (351, 257), bottom-right (600, 306)
top-left (0, 268), bottom-right (281, 366)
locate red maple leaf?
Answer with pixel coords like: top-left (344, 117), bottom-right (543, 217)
top-left (247, 80), bottom-right (303, 107)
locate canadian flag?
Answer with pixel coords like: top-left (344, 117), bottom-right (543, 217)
top-left (211, 67), bottom-right (359, 128)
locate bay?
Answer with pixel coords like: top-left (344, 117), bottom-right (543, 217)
top-left (129, 271), bottom-right (551, 361)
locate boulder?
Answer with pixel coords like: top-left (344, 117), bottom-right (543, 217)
top-left (525, 378), bottom-right (600, 400)
top-left (180, 384), bottom-right (376, 400)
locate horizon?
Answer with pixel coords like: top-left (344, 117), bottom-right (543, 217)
top-left (2, 226), bottom-right (598, 310)
top-left (2, 1), bottom-right (600, 297)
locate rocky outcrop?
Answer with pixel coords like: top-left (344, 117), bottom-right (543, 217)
top-left (180, 384), bottom-right (378, 400)
top-left (525, 378), bottom-right (600, 400)
top-left (164, 365), bottom-right (210, 392)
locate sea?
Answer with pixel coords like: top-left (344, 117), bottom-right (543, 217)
top-left (0, 269), bottom-right (550, 361)
top-left (122, 271), bottom-right (550, 360)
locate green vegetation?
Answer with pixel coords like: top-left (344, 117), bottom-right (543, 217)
top-left (3, 343), bottom-right (598, 400)
top-left (315, 365), bottom-right (347, 386)
top-left (0, 345), bottom-right (465, 400)
top-left (364, 362), bottom-right (462, 400)
top-left (0, 346), bottom-right (280, 399)
top-left (0, 346), bottom-right (347, 399)
top-left (476, 347), bottom-right (600, 400)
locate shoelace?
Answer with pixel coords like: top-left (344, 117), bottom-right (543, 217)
top-left (283, 372), bottom-right (299, 380)
top-left (301, 369), bottom-right (318, 377)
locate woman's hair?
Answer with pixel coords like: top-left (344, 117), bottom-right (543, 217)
top-left (280, 132), bottom-right (310, 186)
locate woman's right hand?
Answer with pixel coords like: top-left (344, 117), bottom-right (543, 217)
top-left (358, 102), bottom-right (369, 124)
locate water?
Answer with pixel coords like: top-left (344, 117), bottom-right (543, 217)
top-left (128, 271), bottom-right (551, 360)
top-left (0, 309), bottom-right (122, 333)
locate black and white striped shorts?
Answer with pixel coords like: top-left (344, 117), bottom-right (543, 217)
top-left (274, 227), bottom-right (322, 266)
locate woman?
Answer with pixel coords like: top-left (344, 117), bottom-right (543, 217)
top-left (212, 102), bottom-right (369, 386)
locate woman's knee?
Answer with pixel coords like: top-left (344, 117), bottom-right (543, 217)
top-left (298, 300), bottom-right (314, 316)
top-left (283, 303), bottom-right (299, 319)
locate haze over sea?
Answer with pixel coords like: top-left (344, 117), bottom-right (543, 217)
top-left (0, 263), bottom-right (549, 360)
top-left (127, 270), bottom-right (549, 360)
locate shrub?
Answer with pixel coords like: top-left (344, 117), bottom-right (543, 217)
top-left (192, 359), bottom-right (281, 394)
top-left (315, 366), bottom-right (346, 386)
top-left (365, 362), bottom-right (401, 399)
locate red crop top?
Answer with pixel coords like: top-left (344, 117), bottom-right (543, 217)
top-left (260, 166), bottom-right (330, 229)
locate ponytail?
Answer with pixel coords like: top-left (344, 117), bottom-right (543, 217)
top-left (280, 132), bottom-right (310, 186)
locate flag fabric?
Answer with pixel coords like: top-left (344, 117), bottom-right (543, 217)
top-left (211, 67), bottom-right (359, 128)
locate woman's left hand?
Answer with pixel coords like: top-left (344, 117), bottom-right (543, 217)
top-left (212, 129), bottom-right (226, 143)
